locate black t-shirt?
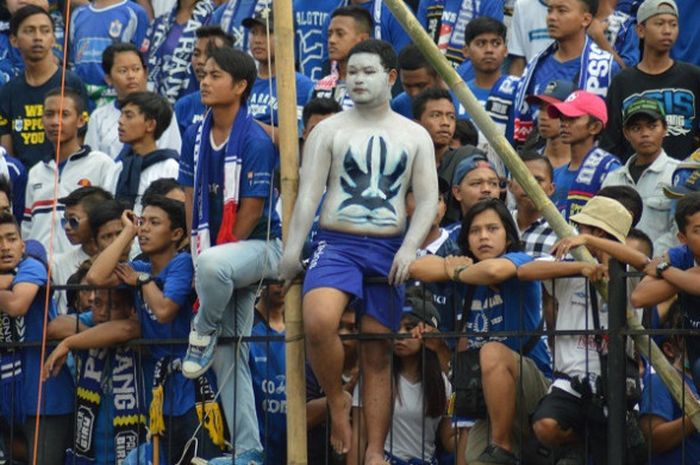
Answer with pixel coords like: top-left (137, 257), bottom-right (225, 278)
top-left (628, 161), bottom-right (651, 183)
top-left (0, 68), bottom-right (88, 168)
top-left (601, 61), bottom-right (700, 162)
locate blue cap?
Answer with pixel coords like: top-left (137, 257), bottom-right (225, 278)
top-left (663, 149), bottom-right (700, 199)
top-left (526, 79), bottom-right (578, 106)
top-left (452, 154), bottom-right (497, 186)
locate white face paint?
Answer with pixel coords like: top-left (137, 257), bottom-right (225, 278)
top-left (346, 52), bottom-right (391, 106)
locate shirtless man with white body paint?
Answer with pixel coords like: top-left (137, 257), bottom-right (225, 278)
top-left (279, 39), bottom-right (438, 465)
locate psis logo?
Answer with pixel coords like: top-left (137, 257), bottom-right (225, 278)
top-left (109, 19), bottom-right (123, 39)
top-left (77, 179), bottom-right (92, 187)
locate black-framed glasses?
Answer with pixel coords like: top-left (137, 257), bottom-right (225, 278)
top-left (61, 216), bottom-right (82, 230)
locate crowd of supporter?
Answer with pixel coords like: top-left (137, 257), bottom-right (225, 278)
top-left (0, 0), bottom-right (699, 464)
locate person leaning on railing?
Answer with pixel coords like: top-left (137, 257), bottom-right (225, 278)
top-left (409, 197), bottom-right (551, 465)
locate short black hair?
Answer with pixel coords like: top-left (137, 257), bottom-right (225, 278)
top-left (454, 119), bottom-right (479, 146)
top-left (579, 0), bottom-right (598, 16)
top-left (59, 186), bottom-right (113, 209)
top-left (142, 178), bottom-right (183, 205)
top-left (675, 192), bottom-right (700, 233)
top-left (331, 5), bottom-right (372, 35)
top-left (302, 98), bottom-right (342, 128)
top-left (10, 5), bottom-right (53, 37)
top-left (398, 44), bottom-right (435, 73)
top-left (101, 42), bottom-right (146, 75)
top-left (412, 88), bottom-right (454, 120)
top-left (0, 176), bottom-right (13, 205)
top-left (88, 200), bottom-right (126, 241)
top-left (348, 39), bottom-right (398, 72)
top-left (463, 16), bottom-right (506, 44)
top-left (519, 150), bottom-right (553, 182)
top-left (45, 87), bottom-right (87, 116)
top-left (0, 211), bottom-right (19, 232)
top-left (118, 91), bottom-right (173, 141)
top-left (66, 259), bottom-right (92, 311)
top-left (597, 185), bottom-right (643, 227)
top-left (207, 47), bottom-right (257, 102)
top-left (195, 25), bottom-right (234, 48)
top-left (627, 228), bottom-right (654, 258)
top-left (142, 195), bottom-right (186, 233)
top-left (458, 198), bottom-right (522, 259)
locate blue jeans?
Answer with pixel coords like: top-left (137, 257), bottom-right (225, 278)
top-left (193, 239), bottom-right (282, 455)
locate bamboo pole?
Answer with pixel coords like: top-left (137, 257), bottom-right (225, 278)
top-left (273, 1), bottom-right (308, 464)
top-left (383, 0), bottom-right (700, 431)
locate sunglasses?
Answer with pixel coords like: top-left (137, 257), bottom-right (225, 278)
top-left (61, 216), bottom-right (82, 230)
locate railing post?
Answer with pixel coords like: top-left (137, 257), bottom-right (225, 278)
top-left (607, 259), bottom-right (627, 464)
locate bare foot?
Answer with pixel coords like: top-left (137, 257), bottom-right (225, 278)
top-left (365, 451), bottom-right (390, 465)
top-left (328, 391), bottom-right (353, 454)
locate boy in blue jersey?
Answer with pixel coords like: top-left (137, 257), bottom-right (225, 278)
top-left (513, 0), bottom-right (619, 145)
top-left (0, 212), bottom-right (74, 465)
top-left (244, 8), bottom-right (314, 143)
top-left (312, 6), bottom-right (371, 110)
top-left (0, 5), bottom-right (89, 169)
top-left (249, 283), bottom-right (287, 465)
top-left (178, 47), bottom-right (281, 465)
top-left (460, 16), bottom-right (519, 177)
top-left (548, 90), bottom-right (621, 219)
top-left (44, 287), bottom-right (142, 465)
top-left (174, 26), bottom-right (234, 135)
top-left (69, 0), bottom-right (149, 107)
top-left (87, 196), bottom-right (223, 463)
top-left (391, 44), bottom-right (444, 119)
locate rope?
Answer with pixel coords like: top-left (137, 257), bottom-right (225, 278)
top-left (31, 1), bottom-right (73, 464)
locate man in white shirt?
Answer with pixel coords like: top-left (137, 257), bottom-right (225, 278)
top-left (85, 42), bottom-right (181, 159)
top-left (602, 98), bottom-right (679, 256)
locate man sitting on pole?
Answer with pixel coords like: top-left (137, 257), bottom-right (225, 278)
top-left (279, 39), bottom-right (438, 465)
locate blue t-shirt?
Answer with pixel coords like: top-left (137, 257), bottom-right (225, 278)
top-left (455, 79), bottom-right (491, 119)
top-left (69, 0), bottom-right (148, 103)
top-left (248, 73), bottom-right (314, 129)
top-left (531, 55), bottom-right (580, 99)
top-left (6, 154), bottom-right (27, 221)
top-left (19, 257), bottom-right (75, 416)
top-left (132, 252), bottom-right (196, 416)
top-left (552, 164), bottom-right (578, 214)
top-left (355, 0), bottom-right (411, 54)
top-left (640, 370), bottom-right (700, 465)
top-left (671, 0), bottom-right (700, 66)
top-left (390, 91), bottom-right (414, 119)
top-left (174, 90), bottom-right (206, 135)
top-left (667, 244), bottom-right (700, 363)
top-left (293, 0), bottom-right (338, 81)
top-left (249, 314), bottom-right (287, 465)
top-left (461, 252), bottom-right (551, 376)
top-left (179, 119), bottom-right (282, 240)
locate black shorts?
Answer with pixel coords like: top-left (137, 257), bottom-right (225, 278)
top-left (531, 387), bottom-right (604, 435)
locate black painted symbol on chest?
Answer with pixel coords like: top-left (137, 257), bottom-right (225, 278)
top-left (339, 136), bottom-right (408, 214)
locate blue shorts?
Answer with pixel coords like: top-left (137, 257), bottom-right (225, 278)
top-left (303, 229), bottom-right (405, 331)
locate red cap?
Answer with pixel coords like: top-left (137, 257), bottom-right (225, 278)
top-left (547, 90), bottom-right (608, 127)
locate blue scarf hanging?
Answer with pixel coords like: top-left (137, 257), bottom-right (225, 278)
top-left (115, 148), bottom-right (179, 209)
top-left (564, 147), bottom-right (621, 220)
top-left (191, 105), bottom-right (253, 258)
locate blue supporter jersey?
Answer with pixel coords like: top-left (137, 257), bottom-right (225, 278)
top-left (174, 90), bottom-right (206, 135)
top-left (640, 371), bottom-right (700, 465)
top-left (352, 0), bottom-right (411, 54)
top-left (6, 154), bottom-right (27, 221)
top-left (249, 73), bottom-right (314, 130)
top-left (531, 54), bottom-right (580, 98)
top-left (390, 91), bottom-right (414, 119)
top-left (460, 252), bottom-right (551, 377)
top-left (667, 244), bottom-right (700, 364)
top-left (417, 0), bottom-right (504, 65)
top-left (552, 165), bottom-right (577, 214)
top-left (132, 252), bottom-right (196, 416)
top-left (20, 257), bottom-right (75, 416)
top-left (249, 314), bottom-right (287, 465)
top-left (671, 0), bottom-right (700, 66)
top-left (69, 1), bottom-right (149, 106)
top-left (208, 0), bottom-right (264, 51)
top-left (179, 119), bottom-right (282, 240)
top-left (293, 0), bottom-right (339, 81)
